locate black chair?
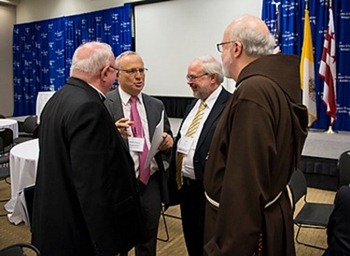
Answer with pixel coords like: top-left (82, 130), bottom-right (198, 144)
top-left (288, 169), bottom-right (334, 250)
top-left (338, 150), bottom-right (350, 187)
top-left (15, 116), bottom-right (38, 144)
top-left (0, 114), bottom-right (6, 119)
top-left (0, 166), bottom-right (10, 217)
top-left (0, 128), bottom-right (13, 154)
top-left (0, 137), bottom-right (9, 166)
top-left (0, 243), bottom-right (40, 256)
top-left (23, 184), bottom-right (35, 228)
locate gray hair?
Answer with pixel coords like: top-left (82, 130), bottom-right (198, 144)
top-left (70, 41), bottom-right (113, 75)
top-left (192, 56), bottom-right (224, 84)
top-left (230, 16), bottom-right (275, 56)
top-left (115, 51), bottom-right (142, 68)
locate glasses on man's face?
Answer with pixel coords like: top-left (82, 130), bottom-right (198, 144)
top-left (186, 73), bottom-right (208, 82)
top-left (109, 66), bottom-right (118, 72)
top-left (117, 68), bottom-right (148, 75)
top-left (216, 41), bottom-right (236, 53)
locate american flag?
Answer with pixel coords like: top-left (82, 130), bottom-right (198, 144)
top-left (319, 5), bottom-right (337, 124)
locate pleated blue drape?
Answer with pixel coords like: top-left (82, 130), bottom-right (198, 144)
top-left (262, 0), bottom-right (350, 131)
top-left (13, 4), bottom-right (132, 116)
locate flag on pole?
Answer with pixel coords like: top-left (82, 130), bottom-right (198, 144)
top-left (319, 5), bottom-right (337, 124)
top-left (300, 8), bottom-right (317, 127)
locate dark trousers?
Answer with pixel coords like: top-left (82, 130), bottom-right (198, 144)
top-left (121, 174), bottom-right (161, 256)
top-left (180, 177), bottom-right (206, 256)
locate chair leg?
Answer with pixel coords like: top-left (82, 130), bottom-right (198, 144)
top-left (157, 209), bottom-right (170, 242)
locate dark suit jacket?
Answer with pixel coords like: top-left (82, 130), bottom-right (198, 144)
top-left (324, 185), bottom-right (350, 256)
top-left (168, 87), bottom-right (231, 205)
top-left (104, 88), bottom-right (172, 205)
top-left (32, 77), bottom-right (142, 256)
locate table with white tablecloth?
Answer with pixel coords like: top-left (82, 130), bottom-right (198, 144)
top-left (4, 139), bottom-right (39, 225)
top-left (0, 119), bottom-right (19, 139)
top-left (36, 91), bottom-right (55, 124)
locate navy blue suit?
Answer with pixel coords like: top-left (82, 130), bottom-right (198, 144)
top-left (168, 87), bottom-right (231, 256)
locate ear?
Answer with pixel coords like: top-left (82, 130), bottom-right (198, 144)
top-left (100, 65), bottom-right (109, 79)
top-left (232, 41), bottom-right (243, 57)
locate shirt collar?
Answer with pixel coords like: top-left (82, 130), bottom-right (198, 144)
top-left (118, 86), bottom-right (143, 106)
top-left (88, 83), bottom-right (106, 101)
top-left (204, 86), bottom-right (222, 109)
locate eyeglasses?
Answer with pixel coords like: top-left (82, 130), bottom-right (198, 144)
top-left (109, 66), bottom-right (118, 72)
top-left (117, 68), bottom-right (148, 75)
top-left (216, 41), bottom-right (236, 53)
top-left (186, 73), bottom-right (209, 81)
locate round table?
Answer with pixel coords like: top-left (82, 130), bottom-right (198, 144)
top-left (0, 119), bottom-right (19, 139)
top-left (4, 139), bottom-right (39, 225)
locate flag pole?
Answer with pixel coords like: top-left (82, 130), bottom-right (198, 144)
top-left (325, 0), bottom-right (334, 134)
top-left (320, 0), bottom-right (337, 134)
top-left (272, 1), bottom-right (281, 53)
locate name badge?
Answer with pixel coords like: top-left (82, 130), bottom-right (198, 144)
top-left (128, 137), bottom-right (145, 152)
top-left (177, 136), bottom-right (193, 154)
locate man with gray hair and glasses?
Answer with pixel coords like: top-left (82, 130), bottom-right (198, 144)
top-left (168, 55), bottom-right (231, 256)
top-left (105, 51), bottom-right (173, 256)
top-left (203, 15), bottom-right (308, 255)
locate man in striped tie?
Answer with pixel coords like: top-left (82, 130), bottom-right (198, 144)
top-left (168, 56), bottom-right (231, 256)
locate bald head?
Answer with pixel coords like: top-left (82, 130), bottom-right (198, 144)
top-left (226, 15), bottom-right (275, 57)
top-left (70, 41), bottom-right (114, 76)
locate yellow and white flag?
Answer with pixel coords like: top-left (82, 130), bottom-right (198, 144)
top-left (300, 8), bottom-right (317, 127)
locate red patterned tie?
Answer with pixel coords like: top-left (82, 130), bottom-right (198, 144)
top-left (130, 96), bottom-right (151, 185)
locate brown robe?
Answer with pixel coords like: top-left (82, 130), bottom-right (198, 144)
top-left (203, 55), bottom-right (308, 256)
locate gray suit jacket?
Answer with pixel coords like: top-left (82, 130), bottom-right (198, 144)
top-left (105, 88), bottom-right (172, 205)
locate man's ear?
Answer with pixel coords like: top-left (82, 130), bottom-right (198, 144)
top-left (100, 65), bottom-right (109, 78)
top-left (232, 41), bottom-right (243, 57)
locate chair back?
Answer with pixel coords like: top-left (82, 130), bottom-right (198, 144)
top-left (0, 243), bottom-right (40, 256)
top-left (288, 169), bottom-right (307, 207)
top-left (23, 116), bottom-right (38, 134)
top-left (338, 150), bottom-right (350, 187)
top-left (0, 129), bottom-right (13, 153)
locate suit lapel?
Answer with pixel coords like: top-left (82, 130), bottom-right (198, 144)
top-left (196, 90), bottom-right (229, 149)
top-left (143, 94), bottom-right (158, 140)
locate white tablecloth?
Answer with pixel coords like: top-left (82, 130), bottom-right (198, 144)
top-left (0, 119), bottom-right (19, 139)
top-left (36, 91), bottom-right (55, 124)
top-left (5, 139), bottom-right (39, 225)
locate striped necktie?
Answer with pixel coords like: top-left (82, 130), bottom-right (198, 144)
top-left (176, 100), bottom-right (207, 189)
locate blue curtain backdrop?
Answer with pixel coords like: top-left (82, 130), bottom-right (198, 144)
top-left (262, 0), bottom-right (350, 131)
top-left (13, 4), bottom-right (132, 116)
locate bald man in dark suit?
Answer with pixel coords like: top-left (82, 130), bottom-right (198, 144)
top-left (32, 42), bottom-right (141, 256)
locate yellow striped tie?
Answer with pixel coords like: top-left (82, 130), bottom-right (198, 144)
top-left (176, 101), bottom-right (207, 189)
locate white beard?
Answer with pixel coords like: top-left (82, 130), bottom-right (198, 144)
top-left (222, 54), bottom-right (233, 79)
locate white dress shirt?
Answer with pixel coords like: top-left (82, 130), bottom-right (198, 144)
top-left (178, 86), bottom-right (222, 180)
top-left (118, 87), bottom-right (158, 178)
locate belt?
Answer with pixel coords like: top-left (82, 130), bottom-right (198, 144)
top-left (182, 177), bottom-right (201, 186)
top-left (204, 190), bottom-right (283, 209)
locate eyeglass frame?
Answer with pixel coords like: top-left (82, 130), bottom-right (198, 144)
top-left (186, 73), bottom-right (209, 81)
top-left (113, 67), bottom-right (148, 75)
top-left (216, 40), bottom-right (237, 53)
